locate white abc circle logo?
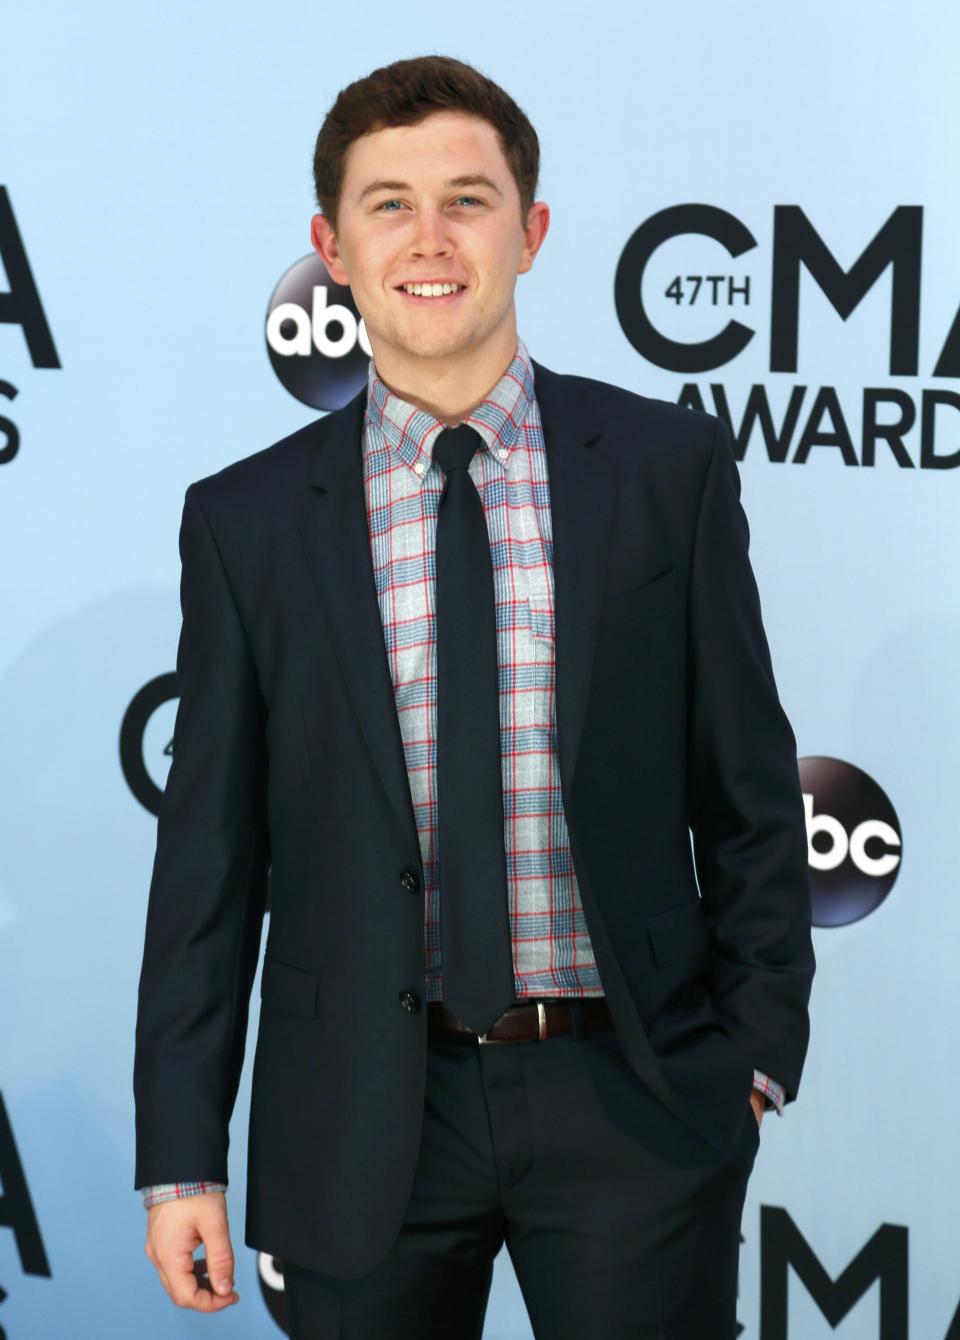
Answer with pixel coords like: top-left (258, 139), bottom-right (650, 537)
top-left (266, 284), bottom-right (371, 360)
top-left (804, 795), bottom-right (901, 878)
top-left (265, 254), bottom-right (371, 410)
top-left (798, 757), bottom-right (902, 927)
top-left (255, 1250), bottom-right (289, 1329)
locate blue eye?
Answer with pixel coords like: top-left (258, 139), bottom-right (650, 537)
top-left (376, 196), bottom-right (482, 212)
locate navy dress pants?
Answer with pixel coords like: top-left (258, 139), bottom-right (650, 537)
top-left (281, 1002), bottom-right (760, 1339)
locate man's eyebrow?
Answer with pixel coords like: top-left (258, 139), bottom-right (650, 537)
top-left (357, 174), bottom-right (504, 203)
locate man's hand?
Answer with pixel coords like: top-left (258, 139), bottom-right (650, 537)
top-left (749, 1088), bottom-right (765, 1130)
top-left (144, 1190), bottom-right (240, 1311)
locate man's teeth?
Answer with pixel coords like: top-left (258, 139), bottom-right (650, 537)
top-left (402, 282), bottom-right (462, 297)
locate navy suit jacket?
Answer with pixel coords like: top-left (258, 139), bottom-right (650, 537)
top-left (133, 359), bottom-right (815, 1277)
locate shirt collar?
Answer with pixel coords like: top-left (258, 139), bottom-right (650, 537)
top-left (364, 335), bottom-right (535, 482)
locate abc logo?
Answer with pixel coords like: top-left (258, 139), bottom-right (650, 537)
top-left (257, 1252), bottom-right (292, 1332)
top-left (265, 254), bottom-right (371, 410)
top-left (799, 757), bottom-right (902, 927)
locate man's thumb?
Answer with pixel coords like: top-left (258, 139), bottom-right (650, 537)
top-left (204, 1226), bottom-right (236, 1295)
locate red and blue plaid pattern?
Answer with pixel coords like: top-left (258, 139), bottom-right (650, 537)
top-left (139, 337), bottom-right (782, 1209)
top-left (141, 1180), bottom-right (226, 1205)
top-left (363, 336), bottom-right (603, 1002)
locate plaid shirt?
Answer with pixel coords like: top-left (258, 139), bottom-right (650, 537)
top-left (140, 337), bottom-right (783, 1209)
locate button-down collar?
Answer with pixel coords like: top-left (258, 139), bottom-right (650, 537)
top-left (364, 336), bottom-right (535, 484)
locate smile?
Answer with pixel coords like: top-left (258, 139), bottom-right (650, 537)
top-left (395, 281), bottom-right (466, 303)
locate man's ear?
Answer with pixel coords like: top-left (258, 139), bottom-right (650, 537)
top-left (310, 213), bottom-right (350, 286)
top-left (518, 201), bottom-right (550, 276)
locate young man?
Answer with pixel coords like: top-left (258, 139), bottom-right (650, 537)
top-left (134, 54), bottom-right (814, 1338)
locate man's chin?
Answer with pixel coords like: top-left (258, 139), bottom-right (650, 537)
top-left (389, 327), bottom-right (479, 363)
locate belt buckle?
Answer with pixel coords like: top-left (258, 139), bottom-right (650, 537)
top-left (478, 1001), bottom-right (546, 1044)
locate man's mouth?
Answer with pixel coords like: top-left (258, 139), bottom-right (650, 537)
top-left (394, 281), bottom-right (467, 304)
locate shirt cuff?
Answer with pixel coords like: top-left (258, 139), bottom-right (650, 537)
top-left (140, 1181), bottom-right (228, 1209)
top-left (753, 1070), bottom-right (785, 1115)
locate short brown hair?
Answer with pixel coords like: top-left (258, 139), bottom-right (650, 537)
top-left (312, 55), bottom-right (540, 234)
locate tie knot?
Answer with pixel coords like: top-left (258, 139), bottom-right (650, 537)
top-left (433, 423), bottom-right (483, 476)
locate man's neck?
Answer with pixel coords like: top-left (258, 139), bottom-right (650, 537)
top-left (370, 326), bottom-right (520, 426)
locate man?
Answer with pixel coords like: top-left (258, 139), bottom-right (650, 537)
top-left (134, 54), bottom-right (814, 1338)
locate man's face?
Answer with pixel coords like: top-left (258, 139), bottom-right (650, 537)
top-left (310, 111), bottom-right (548, 367)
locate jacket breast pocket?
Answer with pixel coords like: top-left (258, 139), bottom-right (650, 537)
top-left (598, 562), bottom-right (677, 629)
top-left (260, 953), bottom-right (319, 1018)
top-left (646, 898), bottom-right (711, 968)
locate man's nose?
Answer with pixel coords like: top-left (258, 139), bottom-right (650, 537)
top-left (409, 207), bottom-right (453, 255)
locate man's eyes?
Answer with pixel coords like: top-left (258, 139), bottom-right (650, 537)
top-left (376, 196), bottom-right (482, 212)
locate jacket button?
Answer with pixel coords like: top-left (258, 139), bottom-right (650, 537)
top-left (399, 869), bottom-right (419, 893)
top-left (398, 990), bottom-right (421, 1013)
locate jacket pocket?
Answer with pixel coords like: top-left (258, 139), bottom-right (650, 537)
top-left (598, 562), bottom-right (677, 628)
top-left (259, 953), bottom-right (319, 1018)
top-left (646, 898), bottom-right (711, 967)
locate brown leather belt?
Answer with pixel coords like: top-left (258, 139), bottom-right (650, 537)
top-left (428, 997), bottom-right (613, 1044)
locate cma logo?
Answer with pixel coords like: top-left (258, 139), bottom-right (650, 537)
top-left (799, 757), bottom-right (901, 927)
top-left (0, 185), bottom-right (61, 467)
top-left (120, 677), bottom-right (274, 907)
top-left (748, 1204), bottom-right (960, 1339)
top-left (119, 674), bottom-right (177, 815)
top-left (616, 205), bottom-right (960, 467)
top-left (0, 1090), bottom-right (53, 1307)
top-left (265, 254), bottom-right (370, 411)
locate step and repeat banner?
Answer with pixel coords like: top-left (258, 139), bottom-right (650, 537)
top-left (1, 2), bottom-right (957, 1336)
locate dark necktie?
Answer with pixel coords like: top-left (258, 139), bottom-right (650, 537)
top-left (432, 423), bottom-right (516, 1035)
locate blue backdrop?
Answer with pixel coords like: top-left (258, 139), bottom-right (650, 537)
top-left (1, 2), bottom-right (958, 1335)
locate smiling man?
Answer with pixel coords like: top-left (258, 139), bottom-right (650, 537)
top-left (312, 109), bottom-right (546, 423)
top-left (134, 54), bottom-right (814, 1339)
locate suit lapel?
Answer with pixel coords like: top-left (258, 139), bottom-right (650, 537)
top-left (530, 359), bottom-right (616, 798)
top-left (296, 358), bottom-right (616, 848)
top-left (296, 385), bottom-right (420, 850)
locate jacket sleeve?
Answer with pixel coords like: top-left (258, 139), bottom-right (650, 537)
top-left (133, 481), bottom-right (269, 1188)
top-left (686, 415), bottom-right (815, 1103)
